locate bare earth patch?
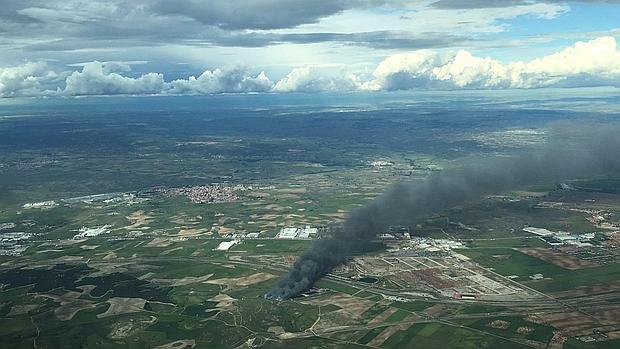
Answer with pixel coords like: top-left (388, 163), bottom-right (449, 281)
top-left (97, 297), bottom-right (146, 318)
top-left (55, 255), bottom-right (84, 262)
top-left (263, 204), bottom-right (286, 211)
top-left (124, 210), bottom-right (152, 230)
top-left (102, 252), bottom-right (117, 260)
top-left (302, 293), bottom-right (374, 318)
top-left (368, 322), bottom-right (412, 347)
top-left (369, 307), bottom-right (398, 325)
top-left (268, 326), bottom-right (285, 335)
top-left (153, 340), bottom-right (196, 349)
top-left (206, 272), bottom-right (276, 289)
top-left (276, 187), bottom-right (306, 194)
top-left (209, 293), bottom-right (237, 311)
top-left (80, 245), bottom-right (99, 250)
top-left (516, 248), bottom-right (598, 270)
top-left (109, 316), bottom-right (157, 339)
top-left (517, 326), bottom-right (534, 334)
top-left (87, 261), bottom-right (132, 275)
top-left (424, 304), bottom-right (448, 317)
top-left (248, 192), bottom-right (270, 198)
top-left (275, 194), bottom-right (300, 200)
top-left (152, 274), bottom-right (214, 287)
top-left (323, 210), bottom-right (348, 219)
top-left (170, 214), bottom-right (198, 225)
top-left (7, 304), bottom-right (40, 316)
top-left (606, 329), bottom-right (620, 340)
top-left (161, 246), bottom-right (183, 255)
top-left (146, 238), bottom-right (173, 248)
top-left (256, 214), bottom-right (278, 220)
top-left (528, 309), bottom-right (620, 336)
top-left (77, 285), bottom-right (97, 296)
top-left (550, 281), bottom-right (620, 298)
top-left (40, 291), bottom-right (96, 321)
top-left (489, 320), bottom-right (511, 329)
top-left (178, 228), bottom-right (210, 237)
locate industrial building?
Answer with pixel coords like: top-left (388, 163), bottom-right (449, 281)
top-left (277, 228), bottom-right (300, 239)
top-left (276, 226), bottom-right (318, 239)
top-left (523, 227), bottom-right (555, 236)
top-left (216, 240), bottom-right (239, 251)
top-left (453, 292), bottom-right (479, 300)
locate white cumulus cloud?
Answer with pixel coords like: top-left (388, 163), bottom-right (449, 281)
top-left (169, 67), bottom-right (273, 94)
top-left (361, 50), bottom-right (445, 91)
top-left (516, 36), bottom-right (620, 88)
top-left (1, 37), bottom-right (620, 98)
top-left (365, 36), bottom-right (620, 90)
top-left (274, 66), bottom-right (362, 92)
top-left (63, 61), bottom-right (165, 96)
top-left (0, 62), bottom-right (61, 97)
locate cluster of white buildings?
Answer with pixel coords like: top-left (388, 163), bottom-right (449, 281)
top-left (408, 238), bottom-right (465, 252)
top-left (0, 222), bottom-right (16, 231)
top-left (0, 232), bottom-right (33, 243)
top-left (0, 232), bottom-right (34, 256)
top-left (23, 200), bottom-right (57, 209)
top-left (276, 226), bottom-right (318, 239)
top-left (160, 184), bottom-right (253, 204)
top-left (74, 225), bottom-right (112, 239)
top-left (369, 160), bottom-right (394, 167)
top-left (523, 226), bottom-right (596, 247)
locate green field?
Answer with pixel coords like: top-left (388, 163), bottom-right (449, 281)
top-left (380, 322), bottom-right (531, 349)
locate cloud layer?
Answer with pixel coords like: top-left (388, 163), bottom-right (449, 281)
top-left (363, 36), bottom-right (620, 90)
top-left (149, 0), bottom-right (387, 30)
top-left (274, 66), bottom-right (362, 93)
top-left (64, 62), bottom-right (165, 96)
top-left (430, 0), bottom-right (620, 9)
top-left (169, 67), bottom-right (273, 95)
top-left (0, 62), bottom-right (61, 97)
top-left (1, 37), bottom-right (619, 97)
top-left (0, 0), bottom-right (572, 51)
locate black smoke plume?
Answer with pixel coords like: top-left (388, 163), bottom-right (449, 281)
top-left (265, 123), bottom-right (620, 300)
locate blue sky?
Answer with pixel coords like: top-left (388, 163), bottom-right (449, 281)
top-left (1, 1), bottom-right (619, 97)
top-left (483, 2), bottom-right (620, 60)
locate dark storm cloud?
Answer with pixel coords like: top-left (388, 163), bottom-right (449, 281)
top-left (430, 0), bottom-right (620, 9)
top-left (266, 123), bottom-right (620, 300)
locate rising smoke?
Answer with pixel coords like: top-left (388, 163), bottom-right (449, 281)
top-left (265, 123), bottom-right (620, 300)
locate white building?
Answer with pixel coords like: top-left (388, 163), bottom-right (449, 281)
top-left (302, 226), bottom-right (318, 235)
top-left (23, 201), bottom-right (57, 209)
top-left (277, 228), bottom-right (300, 239)
top-left (74, 225), bottom-right (112, 239)
top-left (523, 227), bottom-right (554, 236)
top-left (529, 273), bottom-right (544, 280)
top-left (216, 240), bottom-right (239, 251)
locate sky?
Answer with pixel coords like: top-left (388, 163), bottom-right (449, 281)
top-left (1, 0), bottom-right (620, 97)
